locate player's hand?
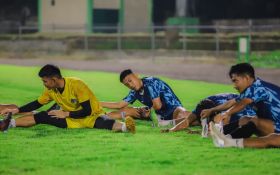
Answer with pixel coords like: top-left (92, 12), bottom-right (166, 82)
top-left (137, 106), bottom-right (151, 118)
top-left (220, 112), bottom-right (231, 124)
top-left (200, 109), bottom-right (213, 119)
top-left (48, 110), bottom-right (68, 118)
top-left (0, 108), bottom-right (19, 116)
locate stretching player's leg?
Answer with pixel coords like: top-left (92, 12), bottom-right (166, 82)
top-left (0, 111), bottom-right (67, 131)
top-left (0, 104), bottom-right (18, 114)
top-left (210, 122), bottom-right (280, 148)
top-left (243, 133), bottom-right (280, 148)
top-left (94, 115), bottom-right (135, 133)
top-left (1, 112), bottom-right (135, 133)
top-left (249, 117), bottom-right (275, 136)
top-left (223, 117), bottom-right (255, 136)
top-left (162, 113), bottom-right (197, 132)
top-left (172, 107), bottom-right (191, 124)
top-left (107, 106), bottom-right (150, 120)
top-left (225, 117), bottom-right (275, 138)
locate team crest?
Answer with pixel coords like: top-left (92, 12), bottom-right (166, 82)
top-left (71, 99), bottom-right (77, 104)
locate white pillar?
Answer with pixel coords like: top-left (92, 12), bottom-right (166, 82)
top-left (176, 0), bottom-right (187, 17)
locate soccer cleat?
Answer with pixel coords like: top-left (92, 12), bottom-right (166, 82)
top-left (0, 112), bottom-right (12, 132)
top-left (125, 116), bottom-right (136, 134)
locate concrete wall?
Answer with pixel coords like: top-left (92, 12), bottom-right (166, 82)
top-left (41, 0), bottom-right (87, 33)
top-left (94, 0), bottom-right (119, 9)
top-left (41, 0), bottom-right (150, 33)
top-left (124, 0), bottom-right (150, 32)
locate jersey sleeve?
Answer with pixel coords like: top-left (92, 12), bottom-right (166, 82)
top-left (38, 89), bottom-right (53, 105)
top-left (123, 91), bottom-right (137, 104)
top-left (237, 86), bottom-right (268, 103)
top-left (73, 80), bottom-right (92, 103)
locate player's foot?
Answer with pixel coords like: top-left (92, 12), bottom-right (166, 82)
top-left (209, 122), bottom-right (225, 147)
top-left (209, 122), bottom-right (242, 148)
top-left (125, 116), bottom-right (136, 134)
top-left (0, 113), bottom-right (12, 132)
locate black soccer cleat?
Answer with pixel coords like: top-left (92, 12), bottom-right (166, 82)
top-left (0, 112), bottom-right (12, 132)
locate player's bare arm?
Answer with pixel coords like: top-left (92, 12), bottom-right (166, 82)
top-left (222, 98), bottom-right (253, 121)
top-left (201, 99), bottom-right (236, 119)
top-left (152, 97), bottom-right (162, 111)
top-left (100, 101), bottom-right (129, 109)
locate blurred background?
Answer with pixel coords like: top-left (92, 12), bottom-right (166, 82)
top-left (0, 0), bottom-right (279, 72)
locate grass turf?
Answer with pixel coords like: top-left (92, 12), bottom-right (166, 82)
top-left (0, 65), bottom-right (279, 175)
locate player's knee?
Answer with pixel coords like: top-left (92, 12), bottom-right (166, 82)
top-left (249, 117), bottom-right (259, 126)
top-left (268, 133), bottom-right (280, 147)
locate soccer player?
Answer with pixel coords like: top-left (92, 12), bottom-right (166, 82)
top-left (204, 63), bottom-right (280, 140)
top-left (101, 69), bottom-right (190, 126)
top-left (0, 64), bottom-right (135, 133)
top-left (210, 122), bottom-right (280, 148)
top-left (161, 93), bottom-right (256, 133)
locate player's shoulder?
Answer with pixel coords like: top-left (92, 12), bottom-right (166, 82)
top-left (66, 77), bottom-right (87, 86)
top-left (245, 78), bottom-right (266, 95)
top-left (143, 76), bottom-right (162, 84)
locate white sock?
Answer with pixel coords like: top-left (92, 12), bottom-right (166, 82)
top-left (9, 119), bottom-right (16, 128)
top-left (121, 112), bottom-right (126, 120)
top-left (121, 123), bottom-right (127, 132)
top-left (172, 119), bottom-right (176, 126)
top-left (201, 118), bottom-right (208, 138)
top-left (225, 134), bottom-right (232, 139)
top-left (226, 138), bottom-right (244, 148)
top-left (210, 122), bottom-right (244, 148)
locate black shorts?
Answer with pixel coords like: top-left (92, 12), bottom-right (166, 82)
top-left (93, 115), bottom-right (115, 130)
top-left (34, 112), bottom-right (115, 130)
top-left (34, 111), bottom-right (67, 128)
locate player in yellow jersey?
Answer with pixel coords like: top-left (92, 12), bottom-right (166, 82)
top-left (0, 64), bottom-right (135, 133)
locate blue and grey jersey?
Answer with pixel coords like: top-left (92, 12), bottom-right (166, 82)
top-left (236, 78), bottom-right (280, 132)
top-left (123, 77), bottom-right (182, 119)
top-left (193, 93), bottom-right (256, 122)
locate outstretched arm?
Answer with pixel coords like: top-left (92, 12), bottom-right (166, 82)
top-left (100, 101), bottom-right (129, 109)
top-left (222, 98), bottom-right (253, 122)
top-left (48, 100), bottom-right (92, 119)
top-left (201, 99), bottom-right (236, 119)
top-left (0, 100), bottom-right (43, 115)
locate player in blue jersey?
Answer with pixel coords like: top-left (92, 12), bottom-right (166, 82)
top-left (206, 63), bottom-right (280, 148)
top-left (101, 69), bottom-right (190, 125)
top-left (161, 93), bottom-right (256, 133)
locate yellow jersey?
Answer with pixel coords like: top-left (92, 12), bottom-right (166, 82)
top-left (38, 77), bottom-right (105, 128)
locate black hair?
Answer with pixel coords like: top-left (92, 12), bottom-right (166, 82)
top-left (229, 63), bottom-right (255, 79)
top-left (196, 99), bottom-right (217, 122)
top-left (38, 64), bottom-right (62, 78)
top-left (119, 69), bottom-right (133, 82)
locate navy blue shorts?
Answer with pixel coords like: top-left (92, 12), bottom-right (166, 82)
top-left (157, 106), bottom-right (179, 120)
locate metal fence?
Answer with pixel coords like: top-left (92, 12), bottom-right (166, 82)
top-left (1, 23), bottom-right (280, 56)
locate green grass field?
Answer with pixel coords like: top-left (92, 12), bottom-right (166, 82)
top-left (0, 65), bottom-right (279, 175)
